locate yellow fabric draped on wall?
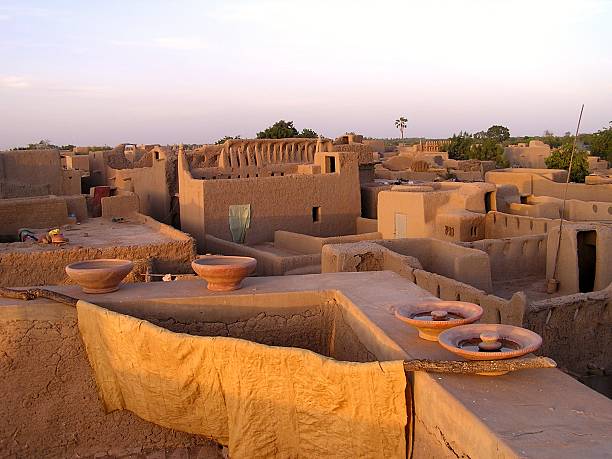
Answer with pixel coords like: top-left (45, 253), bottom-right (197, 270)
top-left (76, 300), bottom-right (407, 458)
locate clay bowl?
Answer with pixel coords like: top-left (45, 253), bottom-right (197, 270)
top-left (438, 324), bottom-right (543, 375)
top-left (394, 300), bottom-right (483, 341)
top-left (65, 259), bottom-right (134, 294)
top-left (192, 255), bottom-right (257, 291)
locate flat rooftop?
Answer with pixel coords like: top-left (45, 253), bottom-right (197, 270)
top-left (0, 217), bottom-right (184, 254)
top-left (1, 272), bottom-right (610, 458)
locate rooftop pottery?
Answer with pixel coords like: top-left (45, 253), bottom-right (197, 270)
top-left (65, 259), bottom-right (134, 294)
top-left (395, 300), bottom-right (483, 341)
top-left (192, 255), bottom-right (257, 291)
top-left (438, 324), bottom-right (543, 375)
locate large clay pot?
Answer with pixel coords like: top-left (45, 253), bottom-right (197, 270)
top-left (65, 259), bottom-right (134, 294)
top-left (192, 256), bottom-right (257, 291)
top-left (394, 300), bottom-right (483, 341)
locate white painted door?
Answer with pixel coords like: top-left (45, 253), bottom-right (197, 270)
top-left (394, 213), bottom-right (408, 238)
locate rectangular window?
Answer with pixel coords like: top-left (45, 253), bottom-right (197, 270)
top-left (325, 156), bottom-right (336, 173)
top-left (312, 206), bottom-right (321, 222)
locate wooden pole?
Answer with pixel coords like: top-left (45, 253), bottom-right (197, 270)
top-left (403, 356), bottom-right (556, 374)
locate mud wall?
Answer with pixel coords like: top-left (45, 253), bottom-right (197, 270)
top-left (273, 230), bottom-right (381, 255)
top-left (0, 216), bottom-right (196, 287)
top-left (0, 295), bottom-right (377, 456)
top-left (525, 285), bottom-right (611, 376)
top-left (0, 149), bottom-right (64, 198)
top-left (180, 152), bottom-right (361, 248)
top-left (0, 196), bottom-right (69, 235)
top-left (459, 234), bottom-right (547, 281)
top-left (107, 155), bottom-right (172, 224)
top-left (376, 238), bottom-right (492, 292)
top-left (205, 235), bottom-right (320, 276)
top-left (484, 211), bottom-right (557, 238)
top-left (0, 305), bottom-right (223, 458)
top-left (321, 241), bottom-right (526, 325)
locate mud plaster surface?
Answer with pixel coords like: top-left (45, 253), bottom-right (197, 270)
top-left (1, 300), bottom-right (374, 457)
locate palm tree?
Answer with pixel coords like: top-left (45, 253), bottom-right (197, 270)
top-left (395, 117), bottom-right (408, 139)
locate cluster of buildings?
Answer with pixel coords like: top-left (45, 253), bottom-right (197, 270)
top-left (1, 134), bottom-right (611, 457)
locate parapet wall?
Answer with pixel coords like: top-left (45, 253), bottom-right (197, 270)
top-left (525, 284), bottom-right (612, 377)
top-left (0, 149), bottom-right (64, 198)
top-left (321, 241), bottom-right (525, 325)
top-left (205, 235), bottom-right (321, 276)
top-left (0, 214), bottom-right (196, 287)
top-left (458, 234), bottom-right (547, 281)
top-left (273, 230), bottom-right (381, 255)
top-left (375, 238), bottom-right (493, 291)
top-left (0, 196), bottom-right (69, 236)
top-left (484, 211), bottom-right (557, 238)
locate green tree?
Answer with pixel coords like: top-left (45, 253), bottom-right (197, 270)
top-left (485, 125), bottom-right (510, 143)
top-left (444, 131), bottom-right (473, 160)
top-left (469, 138), bottom-right (508, 167)
top-left (215, 135), bottom-right (241, 145)
top-left (542, 130), bottom-right (564, 148)
top-left (585, 123), bottom-right (612, 162)
top-left (256, 120), bottom-right (299, 139)
top-left (297, 128), bottom-right (318, 138)
top-left (394, 117), bottom-right (408, 139)
top-left (545, 143), bottom-right (589, 183)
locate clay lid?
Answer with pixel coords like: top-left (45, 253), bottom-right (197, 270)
top-left (438, 324), bottom-right (543, 361)
top-left (395, 300), bottom-right (483, 329)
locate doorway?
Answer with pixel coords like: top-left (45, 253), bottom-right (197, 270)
top-left (577, 230), bottom-right (597, 293)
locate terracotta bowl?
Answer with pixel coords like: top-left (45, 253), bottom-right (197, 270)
top-left (65, 259), bottom-right (134, 294)
top-left (192, 256), bottom-right (257, 291)
top-left (438, 324), bottom-right (543, 375)
top-left (395, 300), bottom-right (483, 341)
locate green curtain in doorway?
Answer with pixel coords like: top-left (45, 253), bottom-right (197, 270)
top-left (229, 204), bottom-right (251, 243)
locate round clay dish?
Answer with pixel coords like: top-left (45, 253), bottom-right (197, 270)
top-left (65, 259), bottom-right (134, 294)
top-left (395, 300), bottom-right (483, 341)
top-left (192, 256), bottom-right (257, 291)
top-left (438, 324), bottom-right (543, 375)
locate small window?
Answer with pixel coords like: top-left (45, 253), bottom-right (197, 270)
top-left (312, 206), bottom-right (321, 222)
top-left (325, 156), bottom-right (336, 173)
top-left (155, 152), bottom-right (160, 160)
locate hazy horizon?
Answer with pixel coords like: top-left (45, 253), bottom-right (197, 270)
top-left (1, 0), bottom-right (611, 149)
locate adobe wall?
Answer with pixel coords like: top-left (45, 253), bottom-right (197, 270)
top-left (459, 234), bottom-right (547, 281)
top-left (376, 238), bottom-right (493, 292)
top-left (484, 211), bottom-right (557, 238)
top-left (0, 215), bottom-right (196, 287)
top-left (273, 230), bottom-right (381, 255)
top-left (321, 242), bottom-right (525, 325)
top-left (180, 151), bottom-right (361, 248)
top-left (546, 224), bottom-right (612, 294)
top-left (486, 169), bottom-right (612, 202)
top-left (65, 153), bottom-right (90, 172)
top-left (204, 235), bottom-right (320, 276)
top-left (0, 196), bottom-right (69, 236)
top-left (503, 141), bottom-right (551, 168)
top-left (0, 149), bottom-right (64, 198)
top-left (377, 183), bottom-right (493, 241)
top-left (101, 192), bottom-right (140, 218)
top-left (0, 304), bottom-right (224, 457)
top-left (356, 217), bottom-right (378, 234)
top-left (525, 284), bottom-right (611, 377)
top-left (360, 183), bottom-right (391, 219)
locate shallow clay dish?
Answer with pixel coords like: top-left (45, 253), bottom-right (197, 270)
top-left (192, 255), bottom-right (257, 291)
top-left (65, 259), bottom-right (134, 294)
top-left (395, 300), bottom-right (483, 341)
top-left (438, 324), bottom-right (543, 375)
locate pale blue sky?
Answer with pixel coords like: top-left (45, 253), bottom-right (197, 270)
top-left (1, 0), bottom-right (611, 148)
